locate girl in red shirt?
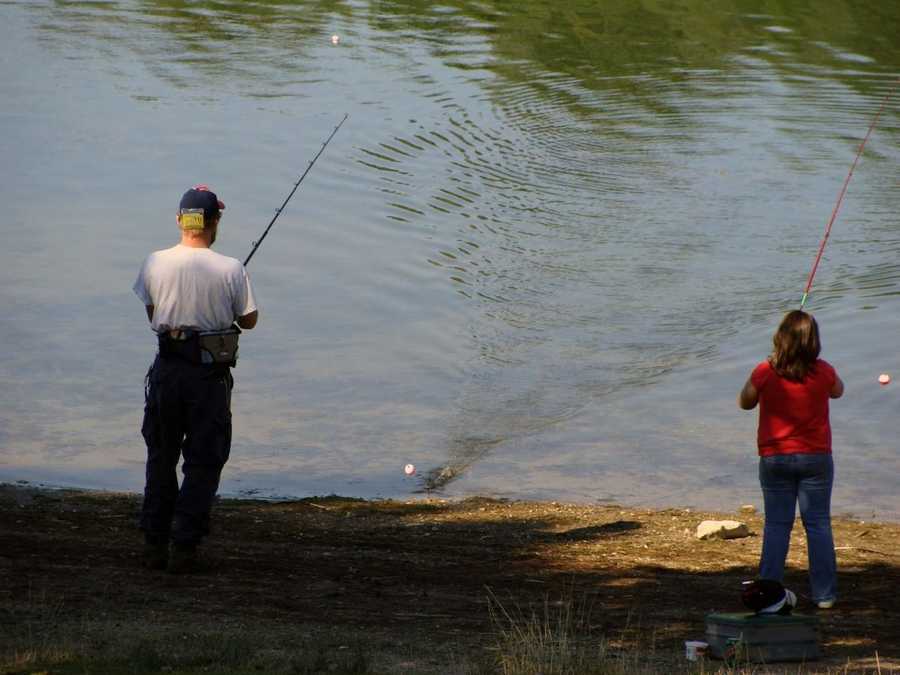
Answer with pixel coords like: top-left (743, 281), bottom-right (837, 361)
top-left (739, 310), bottom-right (844, 609)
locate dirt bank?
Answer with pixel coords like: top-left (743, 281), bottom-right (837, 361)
top-left (2, 484), bottom-right (899, 673)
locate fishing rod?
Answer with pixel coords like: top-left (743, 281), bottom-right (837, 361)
top-left (244, 113), bottom-right (349, 267)
top-left (799, 77), bottom-right (900, 309)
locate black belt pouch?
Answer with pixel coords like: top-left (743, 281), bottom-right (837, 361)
top-left (158, 332), bottom-right (203, 364)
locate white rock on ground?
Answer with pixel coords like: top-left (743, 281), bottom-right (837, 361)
top-left (696, 520), bottom-right (750, 540)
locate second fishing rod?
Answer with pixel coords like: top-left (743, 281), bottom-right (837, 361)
top-left (798, 77), bottom-right (899, 309)
top-left (244, 113), bottom-right (349, 267)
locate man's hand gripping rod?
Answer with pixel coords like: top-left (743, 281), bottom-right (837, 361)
top-left (244, 113), bottom-right (349, 267)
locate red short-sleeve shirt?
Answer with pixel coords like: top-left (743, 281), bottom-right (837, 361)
top-left (751, 359), bottom-right (837, 456)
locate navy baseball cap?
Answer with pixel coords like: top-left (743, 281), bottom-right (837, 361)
top-left (179, 184), bottom-right (225, 222)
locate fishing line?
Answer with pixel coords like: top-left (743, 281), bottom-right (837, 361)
top-left (244, 113), bottom-right (349, 266)
top-left (799, 77), bottom-right (900, 309)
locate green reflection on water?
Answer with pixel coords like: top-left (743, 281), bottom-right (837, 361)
top-left (35, 0), bottom-right (900, 99)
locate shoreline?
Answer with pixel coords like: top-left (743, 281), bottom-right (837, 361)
top-left (5, 475), bottom-right (898, 526)
top-left (3, 482), bottom-right (900, 673)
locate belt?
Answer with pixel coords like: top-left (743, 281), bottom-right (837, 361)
top-left (157, 326), bottom-right (240, 367)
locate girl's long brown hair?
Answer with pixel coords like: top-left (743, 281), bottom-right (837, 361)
top-left (770, 310), bottom-right (821, 381)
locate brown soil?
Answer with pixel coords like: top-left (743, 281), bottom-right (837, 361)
top-left (2, 484), bottom-right (899, 673)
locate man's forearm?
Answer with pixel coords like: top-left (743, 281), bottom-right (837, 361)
top-left (237, 310), bottom-right (258, 330)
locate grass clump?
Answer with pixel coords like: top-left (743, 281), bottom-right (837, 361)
top-left (484, 586), bottom-right (623, 675)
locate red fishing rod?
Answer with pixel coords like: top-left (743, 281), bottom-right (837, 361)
top-left (799, 77), bottom-right (900, 309)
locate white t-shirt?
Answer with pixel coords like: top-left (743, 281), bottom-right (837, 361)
top-left (133, 244), bottom-right (257, 333)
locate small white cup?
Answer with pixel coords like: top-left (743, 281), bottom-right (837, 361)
top-left (685, 640), bottom-right (709, 661)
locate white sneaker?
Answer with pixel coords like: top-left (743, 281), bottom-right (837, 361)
top-left (817, 599), bottom-right (835, 609)
top-left (785, 589), bottom-right (797, 609)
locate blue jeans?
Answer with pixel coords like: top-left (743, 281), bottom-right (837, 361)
top-left (759, 453), bottom-right (836, 603)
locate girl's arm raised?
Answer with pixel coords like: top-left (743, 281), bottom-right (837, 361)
top-left (830, 374), bottom-right (844, 399)
top-left (738, 377), bottom-right (759, 410)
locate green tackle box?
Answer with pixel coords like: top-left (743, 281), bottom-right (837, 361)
top-left (705, 612), bottom-right (820, 662)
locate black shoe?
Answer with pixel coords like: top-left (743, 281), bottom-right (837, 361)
top-left (166, 543), bottom-right (209, 574)
top-left (142, 541), bottom-right (169, 570)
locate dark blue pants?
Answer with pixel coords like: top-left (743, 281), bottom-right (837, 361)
top-left (140, 355), bottom-right (233, 546)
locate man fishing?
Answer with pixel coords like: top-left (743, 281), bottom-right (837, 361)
top-left (133, 185), bottom-right (259, 573)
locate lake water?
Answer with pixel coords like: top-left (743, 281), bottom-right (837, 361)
top-left (1, 0), bottom-right (898, 519)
